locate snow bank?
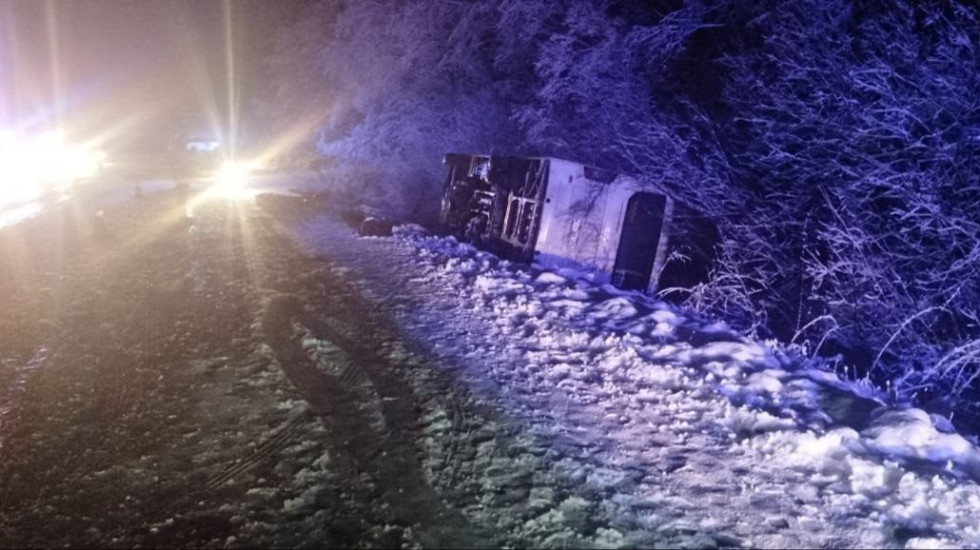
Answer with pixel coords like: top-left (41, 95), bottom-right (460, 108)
top-left (288, 217), bottom-right (980, 548)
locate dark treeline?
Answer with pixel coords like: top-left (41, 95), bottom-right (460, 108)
top-left (259, 0), bottom-right (980, 431)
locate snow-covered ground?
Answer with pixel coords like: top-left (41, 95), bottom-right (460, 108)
top-left (14, 172), bottom-right (977, 548)
top-left (281, 210), bottom-right (980, 549)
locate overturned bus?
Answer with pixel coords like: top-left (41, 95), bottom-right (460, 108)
top-left (440, 154), bottom-right (678, 294)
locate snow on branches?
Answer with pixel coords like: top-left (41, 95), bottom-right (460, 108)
top-left (717, 0), bottom-right (980, 419)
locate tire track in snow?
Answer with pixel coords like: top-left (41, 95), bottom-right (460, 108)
top-left (433, 389), bottom-right (472, 490)
top-left (0, 346), bottom-right (48, 451)
top-left (205, 411), bottom-right (309, 490)
top-left (261, 293), bottom-right (495, 549)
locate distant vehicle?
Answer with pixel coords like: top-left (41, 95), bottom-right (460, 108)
top-left (440, 154), bottom-right (674, 293)
top-left (169, 133), bottom-right (224, 187)
top-left (164, 133), bottom-right (253, 196)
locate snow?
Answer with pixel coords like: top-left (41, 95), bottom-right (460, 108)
top-left (0, 346), bottom-right (48, 450)
top-left (283, 212), bottom-right (980, 549)
top-left (16, 173), bottom-right (977, 547)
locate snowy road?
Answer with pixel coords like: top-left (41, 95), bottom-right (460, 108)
top-left (0, 180), bottom-right (581, 548)
top-left (1, 176), bottom-right (980, 548)
top-left (0, 184), bottom-right (440, 547)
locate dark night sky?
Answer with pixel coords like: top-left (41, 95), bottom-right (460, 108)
top-left (0, 0), bottom-right (308, 150)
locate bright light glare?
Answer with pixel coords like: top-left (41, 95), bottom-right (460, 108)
top-left (213, 160), bottom-right (251, 195)
top-left (0, 139), bottom-right (44, 206)
top-left (0, 201), bottom-right (43, 229)
top-left (0, 130), bottom-right (106, 206)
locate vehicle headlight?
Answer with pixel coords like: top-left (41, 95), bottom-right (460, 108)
top-left (215, 161), bottom-right (251, 191)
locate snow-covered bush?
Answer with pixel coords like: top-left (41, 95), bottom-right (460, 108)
top-left (716, 0), bottom-right (980, 421)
